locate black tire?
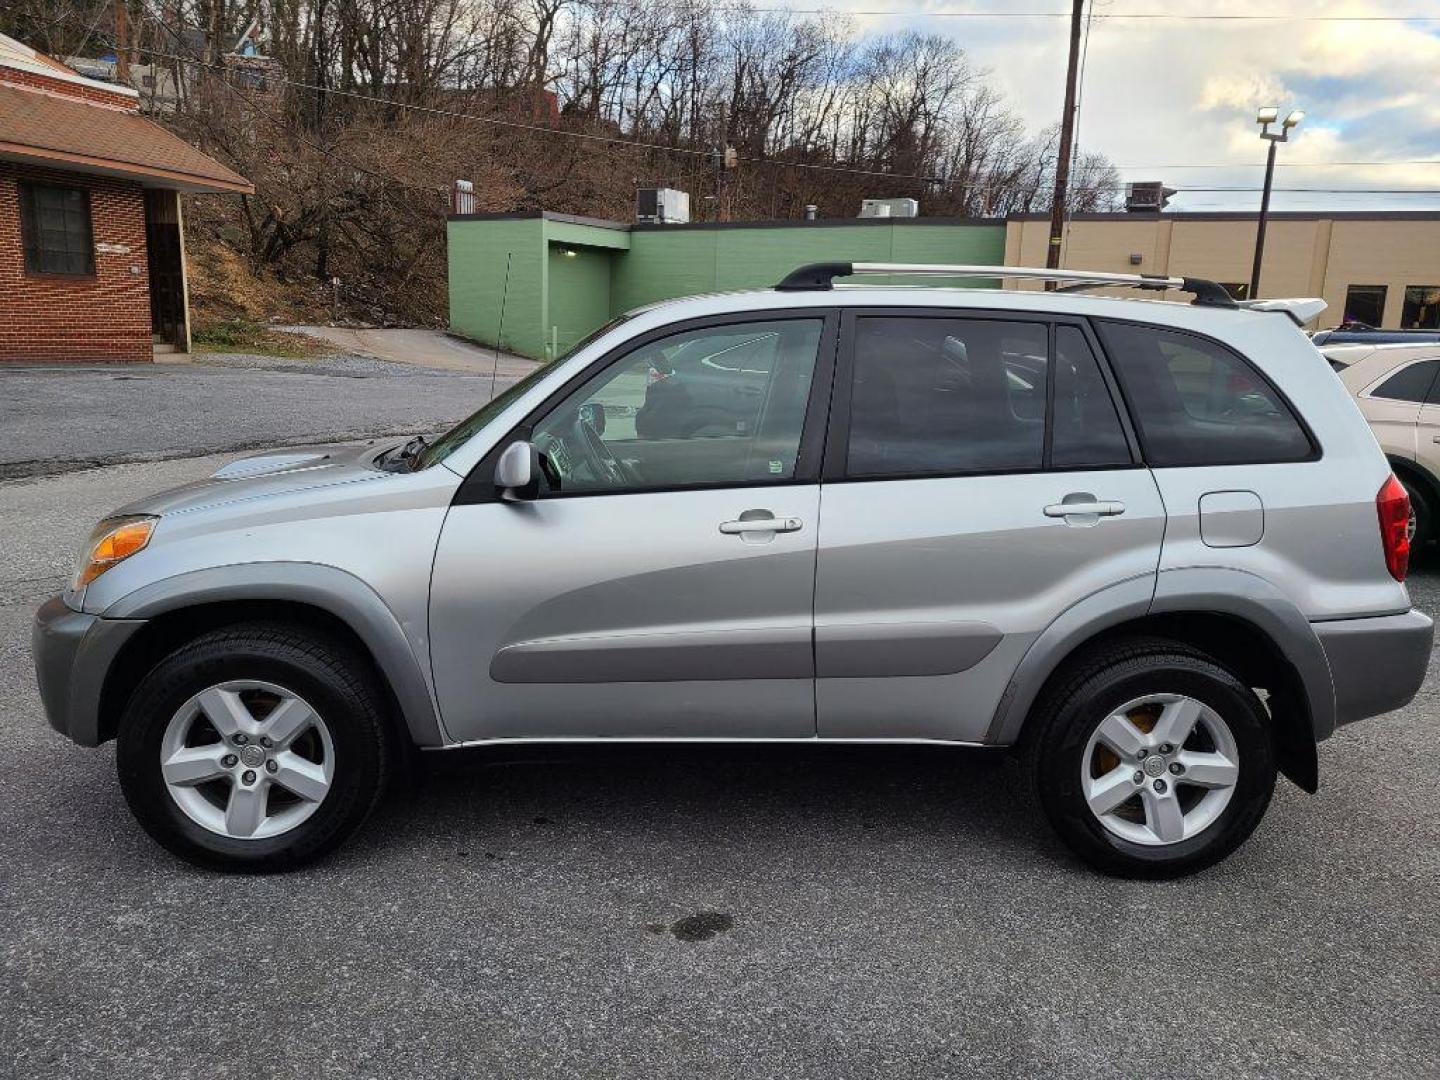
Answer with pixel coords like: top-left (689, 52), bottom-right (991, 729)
top-left (1022, 637), bottom-right (1277, 879)
top-left (116, 623), bottom-right (389, 872)
top-left (1400, 476), bottom-right (1432, 548)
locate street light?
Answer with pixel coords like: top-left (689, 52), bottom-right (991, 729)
top-left (1249, 107), bottom-right (1304, 298)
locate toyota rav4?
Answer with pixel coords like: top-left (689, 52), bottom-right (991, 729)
top-left (33, 262), bottom-right (1433, 877)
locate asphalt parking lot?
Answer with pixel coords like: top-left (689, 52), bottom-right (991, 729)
top-left (0, 352), bottom-right (528, 481)
top-left (2, 364), bottom-right (1438, 1078)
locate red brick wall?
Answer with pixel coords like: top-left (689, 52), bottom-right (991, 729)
top-left (0, 164), bottom-right (152, 363)
top-left (0, 67), bottom-right (139, 110)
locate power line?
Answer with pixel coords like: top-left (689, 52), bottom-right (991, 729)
top-left (113, 44), bottom-right (1440, 194)
top-left (1116, 160), bottom-right (1440, 170)
top-left (744, 5), bottom-right (1440, 20)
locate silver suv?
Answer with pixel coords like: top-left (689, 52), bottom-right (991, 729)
top-left (33, 263), bottom-right (1433, 877)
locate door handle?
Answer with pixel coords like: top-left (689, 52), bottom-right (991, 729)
top-left (1044, 500), bottom-right (1126, 518)
top-left (719, 515), bottom-right (803, 535)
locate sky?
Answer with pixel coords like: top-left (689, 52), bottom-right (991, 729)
top-left (775, 0), bottom-right (1440, 212)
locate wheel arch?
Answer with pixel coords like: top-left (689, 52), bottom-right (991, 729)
top-left (1387, 455), bottom-right (1438, 528)
top-left (991, 570), bottom-right (1332, 793)
top-left (96, 564), bottom-right (446, 749)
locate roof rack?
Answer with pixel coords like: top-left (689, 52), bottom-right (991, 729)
top-left (774, 261), bottom-right (1238, 309)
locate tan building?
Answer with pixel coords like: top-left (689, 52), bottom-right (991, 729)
top-left (1005, 211), bottom-right (1440, 331)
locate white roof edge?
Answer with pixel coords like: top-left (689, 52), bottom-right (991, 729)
top-left (0, 31), bottom-right (140, 99)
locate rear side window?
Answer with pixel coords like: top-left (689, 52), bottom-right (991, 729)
top-left (1052, 326), bottom-right (1131, 468)
top-left (846, 318), bottom-right (1046, 476)
top-left (844, 317), bottom-right (1133, 478)
top-left (1370, 359), bottom-right (1440, 403)
top-left (1097, 322), bottom-right (1314, 467)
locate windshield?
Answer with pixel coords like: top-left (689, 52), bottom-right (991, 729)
top-left (411, 315), bottom-right (635, 470)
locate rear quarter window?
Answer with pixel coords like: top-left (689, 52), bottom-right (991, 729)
top-left (1096, 321), bottom-right (1314, 467)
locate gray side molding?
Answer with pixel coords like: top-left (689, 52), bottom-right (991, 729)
top-left (986, 576), bottom-right (1154, 745)
top-left (104, 563), bottom-right (447, 746)
top-left (987, 567), bottom-right (1339, 747)
top-left (1149, 567), bottom-right (1337, 741)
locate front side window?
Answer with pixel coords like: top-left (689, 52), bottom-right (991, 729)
top-left (19, 183), bottom-right (95, 275)
top-left (1402, 286), bottom-right (1440, 330)
top-left (1097, 321), bottom-right (1313, 466)
top-left (1370, 359), bottom-right (1440, 403)
top-left (1344, 285), bottom-right (1387, 327)
top-left (529, 319), bottom-right (823, 494)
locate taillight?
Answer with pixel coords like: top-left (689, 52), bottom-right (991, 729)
top-left (1377, 475), bottom-right (1411, 581)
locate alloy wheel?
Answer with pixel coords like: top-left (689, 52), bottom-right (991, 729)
top-left (159, 680), bottom-right (335, 840)
top-left (1080, 693), bottom-right (1240, 846)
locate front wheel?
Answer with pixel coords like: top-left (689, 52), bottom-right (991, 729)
top-left (116, 624), bottom-right (389, 872)
top-left (1024, 638), bottom-right (1277, 878)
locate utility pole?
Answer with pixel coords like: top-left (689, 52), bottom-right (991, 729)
top-left (1248, 139), bottom-right (1279, 300)
top-left (114, 0), bottom-right (130, 84)
top-left (1249, 108), bottom-right (1303, 299)
top-left (1046, 0), bottom-right (1085, 272)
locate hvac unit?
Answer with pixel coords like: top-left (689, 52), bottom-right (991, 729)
top-left (1124, 182), bottom-right (1177, 213)
top-left (636, 187), bottom-right (691, 225)
top-left (859, 198), bottom-right (918, 219)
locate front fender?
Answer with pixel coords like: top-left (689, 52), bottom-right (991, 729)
top-left (103, 562), bottom-right (447, 747)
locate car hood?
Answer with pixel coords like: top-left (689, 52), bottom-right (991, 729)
top-left (112, 441), bottom-right (397, 518)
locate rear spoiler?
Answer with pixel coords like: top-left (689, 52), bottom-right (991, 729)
top-left (1238, 298), bottom-right (1327, 327)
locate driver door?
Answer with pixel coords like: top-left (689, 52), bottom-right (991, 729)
top-left (428, 313), bottom-right (835, 742)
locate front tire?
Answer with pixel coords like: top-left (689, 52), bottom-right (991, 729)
top-left (1023, 638), bottom-right (1277, 879)
top-left (116, 623), bottom-right (389, 872)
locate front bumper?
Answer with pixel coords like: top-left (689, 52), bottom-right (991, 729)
top-left (32, 596), bottom-right (145, 746)
top-left (1314, 608), bottom-right (1434, 728)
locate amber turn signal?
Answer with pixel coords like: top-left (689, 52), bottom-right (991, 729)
top-left (74, 516), bottom-right (157, 589)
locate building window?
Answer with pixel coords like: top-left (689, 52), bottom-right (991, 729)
top-left (1343, 284), bottom-right (1387, 328)
top-left (1402, 286), bottom-right (1440, 330)
top-left (19, 183), bottom-right (95, 276)
top-left (1220, 283), bottom-right (1250, 301)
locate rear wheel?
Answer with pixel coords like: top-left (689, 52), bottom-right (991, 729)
top-left (1399, 476), bottom-right (1431, 547)
top-left (116, 624), bottom-right (389, 872)
top-left (1024, 638), bottom-right (1277, 878)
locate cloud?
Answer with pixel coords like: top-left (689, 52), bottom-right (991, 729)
top-left (792, 0), bottom-right (1440, 210)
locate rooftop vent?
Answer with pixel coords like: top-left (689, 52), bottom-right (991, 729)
top-left (636, 187), bottom-right (690, 225)
top-left (859, 198), bottom-right (918, 219)
top-left (1125, 181), bottom-right (1176, 213)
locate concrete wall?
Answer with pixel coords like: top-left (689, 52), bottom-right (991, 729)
top-left (1005, 214), bottom-right (1440, 328)
top-left (449, 212), bottom-right (1440, 357)
top-left (447, 216), bottom-right (548, 358)
top-left (612, 220), bottom-right (1007, 310)
top-left (546, 243), bottom-right (613, 355)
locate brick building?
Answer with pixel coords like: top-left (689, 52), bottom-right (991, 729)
top-left (0, 33), bottom-right (251, 363)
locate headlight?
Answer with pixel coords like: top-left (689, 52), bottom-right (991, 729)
top-left (72, 515), bottom-right (158, 589)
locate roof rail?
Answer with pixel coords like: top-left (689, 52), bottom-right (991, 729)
top-left (774, 261), bottom-right (1238, 309)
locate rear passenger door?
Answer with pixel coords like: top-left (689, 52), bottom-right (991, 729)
top-left (813, 311), bottom-right (1167, 742)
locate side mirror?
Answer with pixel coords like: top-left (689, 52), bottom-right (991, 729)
top-left (495, 440), bottom-right (539, 500)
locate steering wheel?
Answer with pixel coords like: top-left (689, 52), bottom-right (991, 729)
top-left (573, 410), bottom-right (642, 487)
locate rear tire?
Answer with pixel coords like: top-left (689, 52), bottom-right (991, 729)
top-left (1400, 476), bottom-right (1431, 548)
top-left (1022, 637), bottom-right (1277, 879)
top-left (116, 623), bottom-right (389, 872)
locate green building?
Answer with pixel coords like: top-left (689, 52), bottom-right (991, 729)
top-left (446, 212), bottom-right (1009, 360)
